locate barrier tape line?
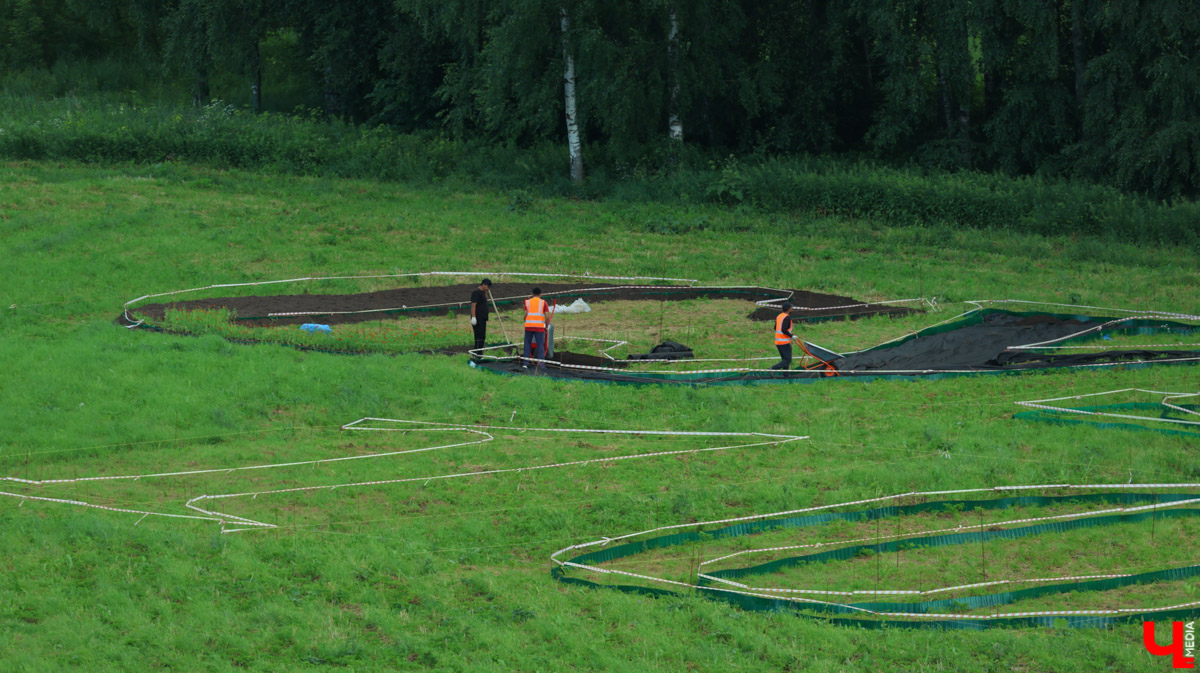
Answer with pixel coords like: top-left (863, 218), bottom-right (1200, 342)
top-left (473, 352), bottom-right (1200, 377)
top-left (1016, 389), bottom-right (1200, 428)
top-left (184, 436), bottom-right (798, 527)
top-left (551, 486), bottom-right (1200, 625)
top-left (3, 419), bottom-right (804, 533)
top-left (551, 483), bottom-right (1200, 560)
top-left (470, 301), bottom-right (1200, 377)
top-left (837, 300), bottom-right (1200, 357)
top-left (263, 285), bottom-right (811, 319)
top-left (695, 497), bottom-right (1200, 595)
top-left (698, 497), bottom-right (1200, 567)
top-left (121, 270), bottom-right (919, 328)
top-left (697, 572), bottom-right (1134, 596)
top-left (0, 490), bottom-right (228, 526)
top-left (552, 479), bottom-right (1200, 559)
top-left (1, 430), bottom-right (495, 486)
top-left (123, 271), bottom-right (707, 326)
top-left (966, 299), bottom-right (1200, 322)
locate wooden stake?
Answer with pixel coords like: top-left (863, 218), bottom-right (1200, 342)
top-left (487, 290), bottom-right (510, 345)
top-left (980, 507), bottom-right (986, 580)
top-left (895, 499), bottom-right (901, 569)
top-left (876, 513), bottom-right (882, 589)
top-left (659, 299), bottom-right (665, 344)
top-left (1151, 495), bottom-right (1158, 542)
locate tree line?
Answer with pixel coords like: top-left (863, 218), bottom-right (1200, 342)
top-left (1, 0), bottom-right (1196, 198)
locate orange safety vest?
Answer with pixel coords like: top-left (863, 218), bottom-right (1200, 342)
top-left (524, 297), bottom-right (548, 331)
top-left (774, 311), bottom-right (792, 345)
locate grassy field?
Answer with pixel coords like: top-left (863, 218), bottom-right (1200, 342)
top-left (2, 160), bottom-right (1199, 671)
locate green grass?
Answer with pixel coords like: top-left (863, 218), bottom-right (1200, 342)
top-left (583, 494), bottom-right (1200, 608)
top-left (2, 160), bottom-right (1200, 671)
top-left (3, 94), bottom-right (1200, 246)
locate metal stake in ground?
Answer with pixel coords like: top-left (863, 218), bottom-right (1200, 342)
top-left (487, 289), bottom-right (511, 345)
top-left (876, 512), bottom-right (882, 590)
top-left (895, 498), bottom-right (901, 569)
top-left (659, 298), bottom-right (665, 344)
top-left (544, 299), bottom-right (557, 361)
top-left (1152, 494), bottom-right (1158, 541)
top-left (980, 507), bottom-right (986, 580)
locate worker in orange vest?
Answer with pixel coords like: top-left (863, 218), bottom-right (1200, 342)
top-left (770, 302), bottom-right (796, 370)
top-left (522, 287), bottom-right (551, 369)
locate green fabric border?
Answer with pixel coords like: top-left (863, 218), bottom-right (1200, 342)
top-left (1014, 402), bottom-right (1200, 439)
top-left (473, 309), bottom-right (1199, 386)
top-left (474, 354), bottom-right (1200, 387)
top-left (552, 492), bottom-right (1200, 628)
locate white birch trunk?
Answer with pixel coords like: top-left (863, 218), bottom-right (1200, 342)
top-left (561, 8), bottom-right (584, 182)
top-left (249, 40), bottom-right (262, 113)
top-left (667, 8), bottom-right (683, 142)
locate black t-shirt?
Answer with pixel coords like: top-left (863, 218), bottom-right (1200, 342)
top-left (470, 289), bottom-right (489, 322)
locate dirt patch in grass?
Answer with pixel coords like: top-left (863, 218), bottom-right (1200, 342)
top-left (123, 283), bottom-right (915, 327)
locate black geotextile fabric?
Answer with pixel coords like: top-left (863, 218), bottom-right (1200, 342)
top-left (471, 310), bottom-right (1199, 384)
top-left (837, 311), bottom-right (1189, 372)
top-left (628, 341), bottom-right (695, 361)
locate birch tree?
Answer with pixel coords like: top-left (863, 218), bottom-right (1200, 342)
top-left (561, 7), bottom-right (584, 182)
top-left (666, 6), bottom-right (682, 142)
top-left (465, 0), bottom-right (584, 181)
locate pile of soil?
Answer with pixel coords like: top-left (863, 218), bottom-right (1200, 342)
top-left (123, 282), bottom-right (915, 327)
top-left (744, 291), bottom-right (913, 322)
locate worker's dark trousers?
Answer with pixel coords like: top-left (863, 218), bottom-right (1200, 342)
top-left (523, 330), bottom-right (546, 367)
top-left (771, 344), bottom-right (792, 370)
top-left (472, 322), bottom-right (487, 351)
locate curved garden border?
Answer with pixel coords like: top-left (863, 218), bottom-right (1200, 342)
top-left (551, 484), bottom-right (1200, 629)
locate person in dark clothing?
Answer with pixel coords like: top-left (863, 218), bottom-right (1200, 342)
top-left (771, 302), bottom-right (795, 370)
top-left (469, 278), bottom-right (492, 351)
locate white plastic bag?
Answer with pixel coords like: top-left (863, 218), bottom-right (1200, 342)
top-left (554, 298), bottom-right (591, 314)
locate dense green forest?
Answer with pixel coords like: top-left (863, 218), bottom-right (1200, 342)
top-left (1, 0), bottom-right (1197, 199)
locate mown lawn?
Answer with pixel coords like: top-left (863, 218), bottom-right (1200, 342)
top-left (1, 161), bottom-right (1198, 671)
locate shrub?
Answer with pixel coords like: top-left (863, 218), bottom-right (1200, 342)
top-left (1, 94), bottom-right (1196, 247)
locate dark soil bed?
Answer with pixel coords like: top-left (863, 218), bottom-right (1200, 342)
top-left (123, 283), bottom-right (915, 327)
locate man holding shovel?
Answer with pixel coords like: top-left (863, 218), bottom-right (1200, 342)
top-left (469, 278), bottom-right (493, 351)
